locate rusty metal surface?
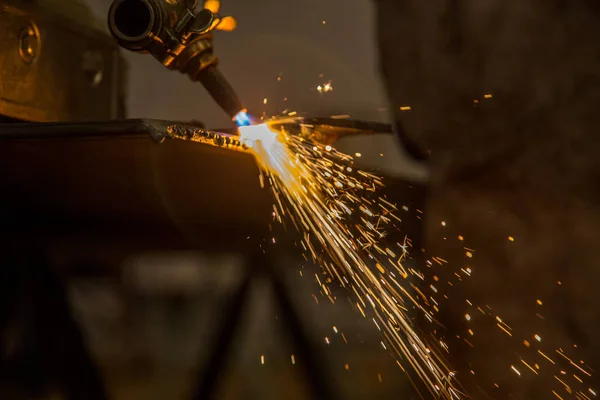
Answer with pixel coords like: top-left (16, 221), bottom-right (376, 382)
top-left (0, 0), bottom-right (125, 122)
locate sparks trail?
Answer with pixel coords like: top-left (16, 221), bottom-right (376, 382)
top-left (238, 122), bottom-right (597, 399)
top-left (239, 123), bottom-right (462, 399)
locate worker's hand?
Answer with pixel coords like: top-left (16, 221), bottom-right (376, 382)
top-left (203, 0), bottom-right (237, 32)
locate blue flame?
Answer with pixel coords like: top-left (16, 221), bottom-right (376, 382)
top-left (234, 110), bottom-right (252, 127)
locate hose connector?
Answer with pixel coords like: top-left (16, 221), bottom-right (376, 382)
top-left (108, 0), bottom-right (217, 67)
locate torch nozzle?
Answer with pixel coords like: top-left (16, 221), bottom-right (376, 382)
top-left (197, 65), bottom-right (245, 120)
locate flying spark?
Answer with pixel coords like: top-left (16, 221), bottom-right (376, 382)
top-left (317, 81), bottom-right (333, 94)
top-left (237, 121), bottom-right (596, 399)
top-left (239, 123), bottom-right (460, 398)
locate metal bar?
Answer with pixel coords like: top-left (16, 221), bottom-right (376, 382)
top-left (0, 117), bottom-right (395, 149)
top-left (0, 119), bottom-right (247, 150)
top-left (0, 119), bottom-right (172, 142)
top-left (269, 117), bottom-right (393, 135)
top-left (304, 118), bottom-right (393, 134)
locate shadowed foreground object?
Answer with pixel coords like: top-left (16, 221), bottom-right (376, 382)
top-left (376, 1), bottom-right (600, 398)
top-left (0, 120), bottom-right (270, 240)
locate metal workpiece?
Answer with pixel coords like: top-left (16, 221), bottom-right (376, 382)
top-left (0, 119), bottom-right (272, 244)
top-left (0, 0), bottom-right (126, 122)
top-left (107, 0), bottom-right (245, 119)
top-left (0, 117), bottom-right (418, 235)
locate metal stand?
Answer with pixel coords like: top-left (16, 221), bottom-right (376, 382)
top-left (0, 249), bottom-right (339, 400)
top-left (192, 251), bottom-right (339, 400)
